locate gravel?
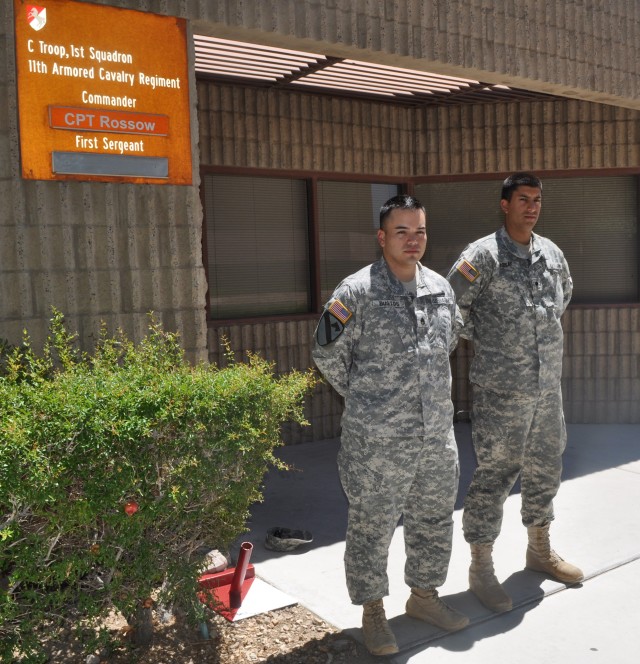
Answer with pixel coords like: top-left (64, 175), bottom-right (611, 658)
top-left (43, 603), bottom-right (380, 663)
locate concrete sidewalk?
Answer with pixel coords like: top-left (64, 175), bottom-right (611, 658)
top-left (235, 423), bottom-right (640, 663)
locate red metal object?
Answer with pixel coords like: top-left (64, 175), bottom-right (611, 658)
top-left (199, 565), bottom-right (255, 590)
top-left (198, 542), bottom-right (255, 621)
top-left (229, 541), bottom-right (253, 608)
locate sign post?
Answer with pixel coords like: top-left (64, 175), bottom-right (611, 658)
top-left (13, 0), bottom-right (193, 184)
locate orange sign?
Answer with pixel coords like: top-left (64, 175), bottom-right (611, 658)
top-left (13, 0), bottom-right (192, 184)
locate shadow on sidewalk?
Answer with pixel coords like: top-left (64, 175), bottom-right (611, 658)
top-left (245, 423), bottom-right (640, 560)
top-left (384, 570), bottom-right (547, 661)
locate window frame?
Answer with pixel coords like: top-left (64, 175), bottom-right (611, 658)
top-left (201, 166), bottom-right (640, 325)
top-left (200, 165), bottom-right (409, 324)
top-left (413, 169), bottom-right (640, 309)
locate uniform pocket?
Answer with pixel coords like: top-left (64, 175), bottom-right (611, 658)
top-left (425, 302), bottom-right (452, 350)
top-left (540, 263), bottom-right (564, 311)
top-left (337, 443), bottom-right (386, 500)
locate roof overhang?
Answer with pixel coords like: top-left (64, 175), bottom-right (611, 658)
top-left (193, 35), bottom-right (563, 107)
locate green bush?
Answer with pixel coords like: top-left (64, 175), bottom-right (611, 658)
top-left (0, 310), bottom-right (316, 662)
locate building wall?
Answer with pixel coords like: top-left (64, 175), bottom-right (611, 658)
top-left (197, 82), bottom-right (415, 175)
top-left (187, 0), bottom-right (640, 109)
top-left (563, 307), bottom-right (640, 424)
top-left (0, 2), bottom-right (208, 358)
top-left (199, 81), bottom-right (640, 440)
top-left (416, 99), bottom-right (640, 174)
top-left (200, 83), bottom-right (640, 176)
top-left (66, 1), bottom-right (640, 109)
top-left (3, 1), bottom-right (640, 442)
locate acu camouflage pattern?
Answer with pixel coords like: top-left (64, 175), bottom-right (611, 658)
top-left (461, 384), bottom-right (566, 543)
top-left (312, 257), bottom-right (462, 604)
top-left (313, 257), bottom-right (462, 439)
top-left (447, 226), bottom-right (572, 394)
top-left (339, 431), bottom-right (459, 604)
top-left (446, 226), bottom-right (572, 545)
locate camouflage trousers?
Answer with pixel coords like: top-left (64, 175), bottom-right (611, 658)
top-left (338, 429), bottom-right (459, 605)
top-left (463, 384), bottom-right (566, 544)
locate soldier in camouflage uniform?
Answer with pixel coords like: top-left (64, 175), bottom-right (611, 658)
top-left (447, 172), bottom-right (583, 615)
top-left (312, 195), bottom-right (468, 656)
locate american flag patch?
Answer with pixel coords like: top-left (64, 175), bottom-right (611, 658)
top-left (457, 259), bottom-right (479, 282)
top-left (328, 299), bottom-right (352, 324)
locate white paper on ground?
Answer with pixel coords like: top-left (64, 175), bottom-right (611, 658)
top-left (231, 577), bottom-right (297, 621)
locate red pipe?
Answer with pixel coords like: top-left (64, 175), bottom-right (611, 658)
top-left (229, 542), bottom-right (253, 608)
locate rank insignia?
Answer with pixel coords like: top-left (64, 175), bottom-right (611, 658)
top-left (315, 299), bottom-right (352, 346)
top-left (456, 259), bottom-right (479, 283)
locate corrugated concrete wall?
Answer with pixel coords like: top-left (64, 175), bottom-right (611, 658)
top-left (563, 307), bottom-right (640, 424)
top-left (0, 2), bottom-right (208, 359)
top-left (199, 81), bottom-right (640, 439)
top-left (200, 84), bottom-right (640, 176)
top-left (0, 179), bottom-right (209, 355)
top-left (78, 1), bottom-right (640, 109)
top-left (189, 0), bottom-right (640, 110)
top-left (417, 100), bottom-right (640, 174)
top-left (197, 82), bottom-right (415, 175)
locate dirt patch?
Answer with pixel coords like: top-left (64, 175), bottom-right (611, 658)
top-left (43, 603), bottom-right (380, 663)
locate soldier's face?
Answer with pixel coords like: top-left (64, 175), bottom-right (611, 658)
top-left (501, 185), bottom-right (542, 243)
top-left (377, 208), bottom-right (427, 276)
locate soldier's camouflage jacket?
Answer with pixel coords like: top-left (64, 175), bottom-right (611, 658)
top-left (447, 226), bottom-right (572, 394)
top-left (312, 257), bottom-right (462, 439)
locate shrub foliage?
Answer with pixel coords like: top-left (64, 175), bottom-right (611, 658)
top-left (0, 310), bottom-right (316, 662)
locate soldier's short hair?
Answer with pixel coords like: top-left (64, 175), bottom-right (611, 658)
top-left (501, 172), bottom-right (542, 201)
top-left (379, 194), bottom-right (426, 228)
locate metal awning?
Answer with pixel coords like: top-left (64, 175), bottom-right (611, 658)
top-left (193, 35), bottom-right (559, 106)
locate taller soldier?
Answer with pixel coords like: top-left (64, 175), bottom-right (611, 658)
top-left (312, 195), bottom-right (467, 656)
top-left (447, 172), bottom-right (583, 614)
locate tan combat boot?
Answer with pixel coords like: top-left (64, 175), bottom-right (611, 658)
top-left (526, 524), bottom-right (584, 583)
top-left (361, 599), bottom-right (399, 656)
top-left (469, 543), bottom-right (512, 613)
top-left (405, 587), bottom-right (469, 631)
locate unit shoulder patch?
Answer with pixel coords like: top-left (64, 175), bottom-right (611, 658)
top-left (456, 259), bottom-right (480, 283)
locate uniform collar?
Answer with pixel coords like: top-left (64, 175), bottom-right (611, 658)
top-left (376, 256), bottom-right (428, 295)
top-left (377, 256), bottom-right (406, 295)
top-left (375, 257), bottom-right (441, 298)
top-left (498, 226), bottom-right (543, 262)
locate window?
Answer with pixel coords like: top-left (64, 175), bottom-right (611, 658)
top-left (317, 181), bottom-right (399, 303)
top-left (416, 180), bottom-right (501, 279)
top-left (203, 173), bottom-right (638, 320)
top-left (203, 174), bottom-right (310, 318)
top-left (538, 177), bottom-right (637, 303)
top-left (417, 176), bottom-right (638, 303)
